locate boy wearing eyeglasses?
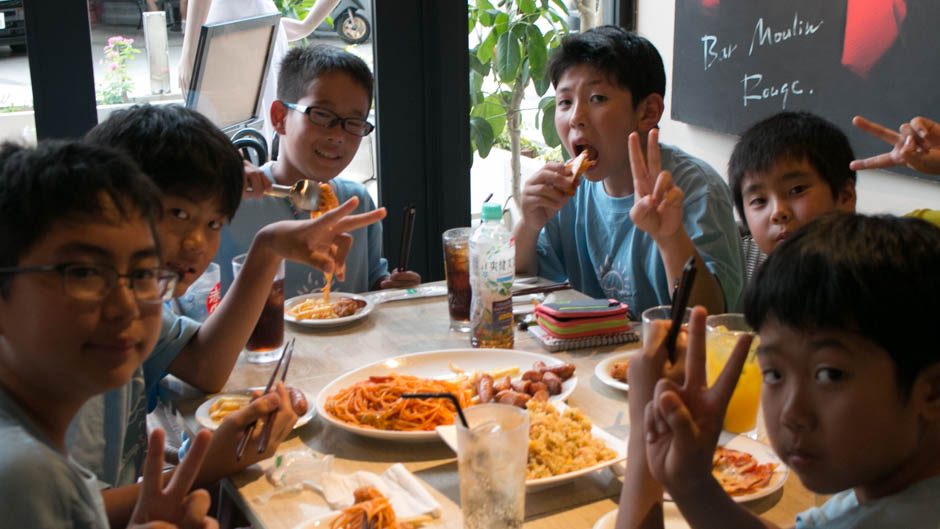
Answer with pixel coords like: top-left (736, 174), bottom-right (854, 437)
top-left (216, 44), bottom-right (421, 297)
top-left (79, 103), bottom-right (386, 528)
top-left (0, 140), bottom-right (218, 528)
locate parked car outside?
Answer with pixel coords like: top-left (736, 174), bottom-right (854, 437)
top-left (0, 0), bottom-right (25, 53)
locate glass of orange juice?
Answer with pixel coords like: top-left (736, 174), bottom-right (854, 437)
top-left (705, 314), bottom-right (760, 438)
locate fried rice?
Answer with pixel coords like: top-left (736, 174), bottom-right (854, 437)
top-left (526, 400), bottom-right (617, 479)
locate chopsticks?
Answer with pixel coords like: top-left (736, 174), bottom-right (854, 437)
top-left (511, 281), bottom-right (572, 297)
top-left (664, 257), bottom-right (697, 364)
top-left (397, 205), bottom-right (416, 272)
top-left (236, 337), bottom-right (295, 459)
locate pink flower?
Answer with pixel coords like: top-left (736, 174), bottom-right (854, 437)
top-left (107, 36), bottom-right (120, 45)
top-left (108, 63), bottom-right (118, 71)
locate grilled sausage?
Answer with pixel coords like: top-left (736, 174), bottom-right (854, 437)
top-left (545, 362), bottom-right (576, 381)
top-left (511, 378), bottom-right (532, 394)
top-left (541, 371), bottom-right (563, 395)
top-left (287, 387), bottom-right (308, 416)
top-left (476, 374), bottom-right (494, 404)
top-left (495, 389), bottom-right (531, 408)
top-left (521, 369), bottom-right (542, 382)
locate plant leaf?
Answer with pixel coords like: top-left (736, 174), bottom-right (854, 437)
top-left (471, 94), bottom-right (507, 140)
top-left (496, 31), bottom-right (522, 83)
top-left (519, 0), bottom-right (537, 15)
top-left (526, 25), bottom-right (547, 78)
top-left (550, 0), bottom-right (569, 14)
top-left (470, 116), bottom-right (496, 158)
top-left (540, 97), bottom-right (561, 148)
top-left (477, 29), bottom-right (497, 64)
top-left (469, 50), bottom-right (490, 77)
top-left (533, 73), bottom-right (551, 96)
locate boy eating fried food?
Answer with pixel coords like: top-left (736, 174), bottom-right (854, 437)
top-left (514, 26), bottom-right (742, 315)
top-left (617, 213), bottom-right (940, 529)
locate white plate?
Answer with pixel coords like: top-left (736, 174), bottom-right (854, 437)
top-left (316, 349), bottom-right (578, 441)
top-left (284, 292), bottom-right (374, 328)
top-left (594, 352), bottom-right (633, 392)
top-left (659, 431), bottom-right (788, 504)
top-left (436, 401), bottom-right (625, 492)
top-left (593, 507), bottom-right (691, 529)
top-left (715, 431), bottom-right (789, 502)
top-left (195, 388), bottom-right (316, 431)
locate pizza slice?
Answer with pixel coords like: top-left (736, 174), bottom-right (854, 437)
top-left (564, 150), bottom-right (596, 196)
top-left (712, 446), bottom-right (778, 496)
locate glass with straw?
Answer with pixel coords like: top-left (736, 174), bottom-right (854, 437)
top-left (403, 393), bottom-right (528, 529)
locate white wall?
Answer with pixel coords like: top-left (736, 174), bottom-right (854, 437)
top-left (636, 0), bottom-right (940, 215)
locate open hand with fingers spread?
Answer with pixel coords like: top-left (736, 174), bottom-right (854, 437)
top-left (629, 129), bottom-right (685, 241)
top-left (850, 115), bottom-right (940, 175)
top-left (258, 197), bottom-right (387, 281)
top-left (128, 429), bottom-right (218, 529)
top-left (643, 306), bottom-right (753, 500)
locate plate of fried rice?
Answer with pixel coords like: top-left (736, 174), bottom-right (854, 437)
top-left (437, 400), bottom-right (626, 492)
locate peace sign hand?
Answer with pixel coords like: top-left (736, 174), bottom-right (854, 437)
top-left (850, 115), bottom-right (940, 175)
top-left (128, 429), bottom-right (217, 529)
top-left (643, 306), bottom-right (753, 500)
top-left (629, 129), bottom-right (684, 241)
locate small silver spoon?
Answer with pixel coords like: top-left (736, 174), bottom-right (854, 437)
top-left (264, 180), bottom-right (322, 211)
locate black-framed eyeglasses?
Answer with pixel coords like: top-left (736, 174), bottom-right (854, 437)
top-left (0, 263), bottom-right (180, 304)
top-left (280, 101), bottom-right (375, 137)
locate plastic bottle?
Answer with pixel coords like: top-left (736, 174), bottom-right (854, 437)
top-left (470, 202), bottom-right (515, 348)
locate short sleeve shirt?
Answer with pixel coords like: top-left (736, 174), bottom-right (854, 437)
top-left (1, 386), bottom-right (109, 528)
top-left (536, 143), bottom-right (744, 314)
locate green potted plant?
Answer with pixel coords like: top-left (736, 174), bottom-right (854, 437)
top-left (469, 0), bottom-right (570, 210)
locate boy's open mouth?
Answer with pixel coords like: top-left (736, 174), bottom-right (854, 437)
top-left (315, 148), bottom-right (342, 161)
top-left (574, 144), bottom-right (598, 163)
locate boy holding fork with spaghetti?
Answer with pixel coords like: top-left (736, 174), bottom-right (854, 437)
top-left (73, 103), bottom-right (387, 527)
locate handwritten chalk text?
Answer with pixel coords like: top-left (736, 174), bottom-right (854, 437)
top-left (742, 73), bottom-right (813, 109)
top-left (701, 35), bottom-right (738, 71)
top-left (749, 13), bottom-right (823, 56)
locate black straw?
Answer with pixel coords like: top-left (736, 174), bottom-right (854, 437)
top-left (664, 257), bottom-right (697, 364)
top-left (402, 392), bottom-right (469, 428)
top-left (397, 206), bottom-right (416, 272)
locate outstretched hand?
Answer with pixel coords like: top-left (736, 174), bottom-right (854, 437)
top-left (379, 269), bottom-right (422, 289)
top-left (850, 115), bottom-right (940, 175)
top-left (261, 197), bottom-right (387, 281)
top-left (629, 129), bottom-right (684, 241)
top-left (644, 306), bottom-right (753, 499)
top-left (128, 429), bottom-right (217, 529)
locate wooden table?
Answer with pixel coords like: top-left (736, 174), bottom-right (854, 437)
top-left (184, 284), bottom-right (817, 529)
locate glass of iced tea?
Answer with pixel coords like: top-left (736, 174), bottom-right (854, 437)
top-left (706, 313), bottom-right (761, 438)
top-left (442, 227), bottom-right (472, 332)
top-left (231, 254), bottom-right (285, 364)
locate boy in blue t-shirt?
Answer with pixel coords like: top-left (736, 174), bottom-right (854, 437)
top-left (216, 45), bottom-right (421, 297)
top-left (514, 26), bottom-right (743, 315)
top-left (217, 44), bottom-right (420, 297)
top-left (79, 104), bottom-right (386, 527)
top-left (619, 213), bottom-right (940, 529)
top-left (0, 141), bottom-right (215, 529)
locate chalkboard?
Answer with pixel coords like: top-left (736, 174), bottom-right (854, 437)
top-left (671, 0), bottom-right (940, 182)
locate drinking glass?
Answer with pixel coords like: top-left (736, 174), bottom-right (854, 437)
top-left (706, 313), bottom-right (761, 438)
top-left (457, 403), bottom-right (528, 529)
top-left (442, 227), bottom-right (472, 332)
top-left (231, 254), bottom-right (285, 364)
top-left (641, 304), bottom-right (692, 348)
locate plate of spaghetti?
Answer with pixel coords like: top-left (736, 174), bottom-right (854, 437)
top-left (316, 349), bottom-right (577, 441)
top-left (285, 292), bottom-right (374, 328)
top-left (291, 487), bottom-right (432, 529)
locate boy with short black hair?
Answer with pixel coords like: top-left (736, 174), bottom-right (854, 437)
top-left (515, 26), bottom-right (743, 315)
top-left (0, 140), bottom-right (215, 528)
top-left (728, 111), bottom-right (857, 257)
top-left (80, 103), bottom-right (386, 527)
top-left (621, 212), bottom-right (940, 529)
top-left (217, 44), bottom-right (420, 296)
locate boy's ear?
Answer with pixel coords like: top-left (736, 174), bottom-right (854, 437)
top-left (915, 362), bottom-right (940, 422)
top-left (635, 93), bottom-right (665, 134)
top-left (270, 100), bottom-right (288, 136)
top-left (836, 180), bottom-right (857, 212)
